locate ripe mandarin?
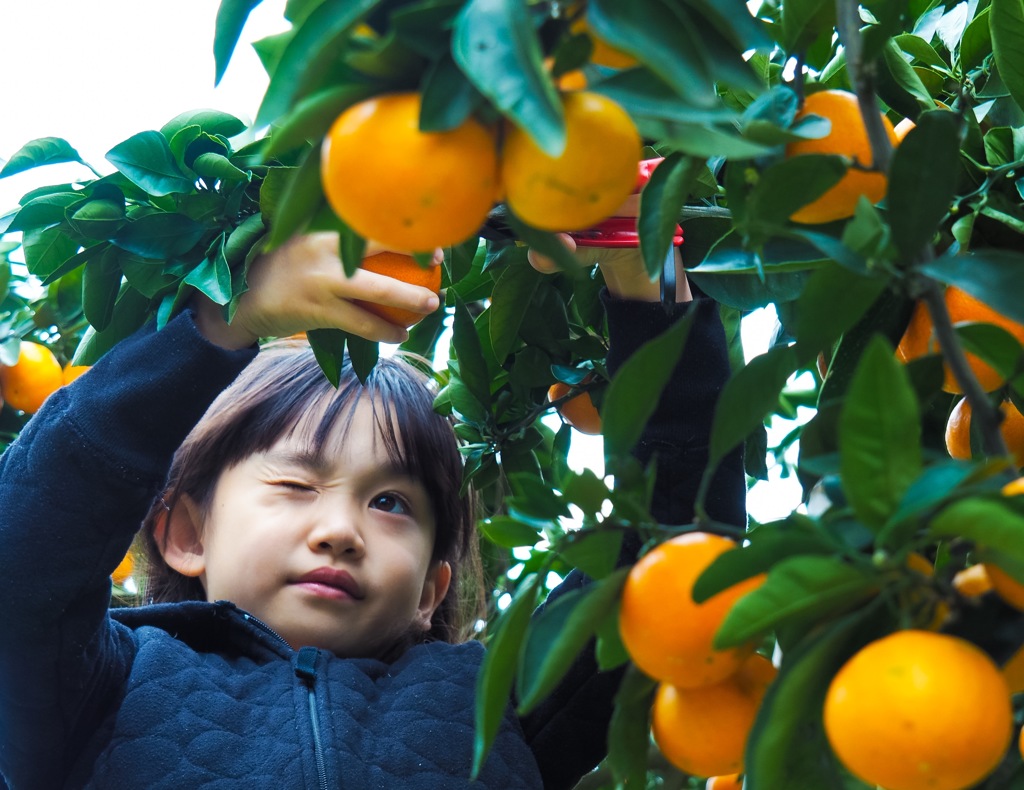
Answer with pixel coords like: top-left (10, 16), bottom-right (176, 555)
top-left (0, 341), bottom-right (64, 414)
top-left (652, 654), bottom-right (776, 778)
top-left (355, 252), bottom-right (442, 328)
top-left (501, 91), bottom-right (641, 231)
top-left (548, 381), bottom-right (601, 435)
top-left (824, 630), bottom-right (1013, 790)
top-left (785, 90), bottom-right (899, 224)
top-left (321, 93), bottom-right (499, 251)
top-left (619, 532), bottom-right (764, 688)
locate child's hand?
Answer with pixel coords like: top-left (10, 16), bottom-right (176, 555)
top-left (193, 233), bottom-right (443, 349)
top-left (527, 233), bottom-right (691, 303)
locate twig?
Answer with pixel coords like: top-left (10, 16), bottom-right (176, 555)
top-left (834, 0), bottom-right (893, 174)
top-left (919, 277), bottom-right (1013, 465)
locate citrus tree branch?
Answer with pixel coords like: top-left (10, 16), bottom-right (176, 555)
top-left (834, 0), bottom-right (893, 174)
top-left (919, 277), bottom-right (1013, 465)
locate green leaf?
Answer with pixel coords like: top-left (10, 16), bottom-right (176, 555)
top-left (880, 37), bottom-right (934, 110)
top-left (920, 249), bottom-right (1024, 326)
top-left (479, 516), bottom-right (542, 548)
top-left (68, 196), bottom-right (127, 240)
top-left (160, 109), bottom-right (247, 140)
top-left (779, 0), bottom-right (835, 52)
top-left (877, 461), bottom-right (980, 550)
top-left (473, 575), bottom-right (541, 777)
top-left (192, 153), bottom-right (249, 185)
top-left (638, 153), bottom-right (703, 280)
top-left (557, 529), bottom-right (623, 580)
top-left (420, 53), bottom-right (480, 132)
top-left (113, 213), bottom-right (206, 259)
top-left (105, 131), bottom-right (195, 196)
top-left (452, 0), bottom-right (564, 156)
top-left (306, 328), bottom-right (346, 387)
top-left (451, 294), bottom-right (493, 408)
top-left (793, 264), bottom-right (889, 367)
top-left (693, 517), bottom-right (837, 602)
top-left (838, 336), bottom-right (921, 530)
top-left (744, 606), bottom-right (889, 790)
top-left (265, 147), bottom-right (323, 249)
top-left (255, 0), bottom-right (381, 128)
top-left (213, 0), bottom-right (265, 86)
top-left (71, 285), bottom-right (152, 365)
top-left (603, 309), bottom-right (695, 459)
top-left (10, 193), bottom-right (84, 233)
top-left (606, 665), bottom-right (656, 788)
top-left (709, 344), bottom-right (799, 470)
top-left (990, 0), bottom-right (1024, 112)
top-left (82, 246), bottom-right (125, 331)
top-left (745, 155), bottom-right (848, 231)
top-left (931, 496), bottom-right (1024, 567)
top-left (960, 6), bottom-right (991, 73)
top-left (887, 110), bottom-right (961, 260)
top-left (561, 468), bottom-right (610, 516)
top-left (184, 248), bottom-right (234, 306)
top-left (22, 225), bottom-right (80, 280)
top-left (715, 555), bottom-right (878, 648)
top-left (0, 137), bottom-right (86, 178)
top-left (488, 261), bottom-right (541, 362)
top-left (516, 569), bottom-right (629, 714)
top-left (344, 332), bottom-right (380, 383)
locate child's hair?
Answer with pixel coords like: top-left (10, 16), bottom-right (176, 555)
top-left (137, 340), bottom-right (484, 647)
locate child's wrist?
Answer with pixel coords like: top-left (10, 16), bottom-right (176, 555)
top-left (191, 295), bottom-right (258, 350)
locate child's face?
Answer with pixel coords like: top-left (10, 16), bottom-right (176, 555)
top-left (169, 399), bottom-right (451, 658)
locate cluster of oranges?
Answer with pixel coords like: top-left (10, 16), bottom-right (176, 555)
top-left (618, 532), bottom-right (769, 778)
top-left (320, 90), bottom-right (641, 255)
top-left (0, 340), bottom-right (87, 415)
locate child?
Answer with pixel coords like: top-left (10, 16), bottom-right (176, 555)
top-left (0, 230), bottom-right (743, 788)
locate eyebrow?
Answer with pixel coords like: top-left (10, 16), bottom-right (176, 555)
top-left (264, 447), bottom-right (418, 484)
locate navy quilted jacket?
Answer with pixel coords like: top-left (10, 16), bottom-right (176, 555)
top-left (0, 295), bottom-right (742, 789)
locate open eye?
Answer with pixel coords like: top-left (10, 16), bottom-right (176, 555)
top-left (370, 492), bottom-right (411, 516)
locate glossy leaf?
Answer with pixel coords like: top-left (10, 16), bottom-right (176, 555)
top-left (479, 516), bottom-right (542, 548)
top-left (306, 327), bottom-right (347, 387)
top-left (213, 0), bottom-right (266, 85)
top-left (0, 137), bottom-right (86, 179)
top-left (489, 260), bottom-right (542, 363)
top-left (264, 146), bottom-right (323, 249)
top-left (255, 0), bottom-right (381, 128)
top-left (602, 309), bottom-right (695, 459)
top-left (606, 665), bottom-right (656, 788)
top-left (452, 294), bottom-right (493, 409)
top-left (452, 0), bottom-right (563, 156)
top-left (105, 131), bottom-right (195, 196)
top-left (113, 213), bottom-right (206, 259)
top-left (638, 153), bottom-right (703, 281)
top-left (473, 575), bottom-right (541, 777)
top-left (516, 568), bottom-right (628, 714)
top-left (263, 83), bottom-right (378, 158)
top-left (920, 249), bottom-right (1024, 325)
top-left (838, 336), bottom-right (921, 530)
top-left (82, 247), bottom-right (124, 331)
top-left (715, 555), bottom-right (878, 648)
top-left (159, 109), bottom-right (247, 140)
top-left (931, 496), bottom-right (1024, 567)
top-left (887, 110), bottom-right (961, 260)
top-left (991, 0), bottom-right (1024, 112)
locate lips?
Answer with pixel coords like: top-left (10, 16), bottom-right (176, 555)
top-left (294, 567), bottom-right (364, 600)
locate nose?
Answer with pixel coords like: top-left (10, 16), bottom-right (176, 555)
top-left (307, 504), bottom-right (365, 558)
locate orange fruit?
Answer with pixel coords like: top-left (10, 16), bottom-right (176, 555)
top-left (897, 287), bottom-right (1024, 393)
top-left (321, 92), bottom-right (499, 251)
top-left (619, 532), bottom-right (765, 688)
top-left (1003, 476), bottom-right (1024, 497)
top-left (784, 90), bottom-right (899, 224)
top-left (652, 653), bottom-right (776, 778)
top-left (824, 630), bottom-right (1013, 790)
top-left (353, 251), bottom-right (442, 328)
top-left (952, 563), bottom-right (993, 598)
top-left (62, 364), bottom-right (90, 385)
top-left (892, 102), bottom-right (951, 141)
top-left (706, 776), bottom-right (743, 790)
top-left (945, 397), bottom-right (1024, 467)
top-left (0, 341), bottom-right (64, 414)
top-left (112, 550), bottom-right (135, 585)
top-left (570, 16), bottom-right (638, 69)
top-left (547, 381), bottom-right (601, 435)
top-left (501, 91), bottom-right (641, 231)
top-left (1003, 643), bottom-right (1024, 694)
top-left (985, 563), bottom-right (1024, 611)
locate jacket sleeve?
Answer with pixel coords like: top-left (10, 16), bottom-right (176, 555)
top-left (0, 310), bottom-right (255, 788)
top-left (521, 292), bottom-right (747, 789)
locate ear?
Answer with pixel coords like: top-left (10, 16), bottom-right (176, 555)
top-left (415, 561), bottom-right (452, 631)
top-left (155, 495), bottom-right (207, 578)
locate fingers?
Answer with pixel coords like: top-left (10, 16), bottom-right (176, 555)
top-left (527, 233), bottom-right (576, 274)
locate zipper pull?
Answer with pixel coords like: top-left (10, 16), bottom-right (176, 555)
top-left (296, 646), bottom-right (320, 682)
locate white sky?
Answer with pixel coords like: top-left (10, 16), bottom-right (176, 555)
top-left (0, 0), bottom-right (802, 522)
